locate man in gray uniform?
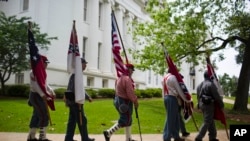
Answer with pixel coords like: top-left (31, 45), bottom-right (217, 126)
top-left (195, 71), bottom-right (224, 141)
top-left (64, 58), bottom-right (95, 141)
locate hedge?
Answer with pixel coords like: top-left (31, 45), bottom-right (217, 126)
top-left (0, 85), bottom-right (162, 99)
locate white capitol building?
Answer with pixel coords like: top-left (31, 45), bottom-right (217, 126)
top-left (0, 0), bottom-right (204, 93)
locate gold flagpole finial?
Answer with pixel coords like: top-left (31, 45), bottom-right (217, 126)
top-left (28, 21), bottom-right (32, 30)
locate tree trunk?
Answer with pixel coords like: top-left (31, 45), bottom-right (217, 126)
top-left (0, 78), bottom-right (6, 96)
top-left (233, 42), bottom-right (250, 112)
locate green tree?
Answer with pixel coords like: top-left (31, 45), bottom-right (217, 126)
top-left (0, 12), bottom-right (56, 95)
top-left (219, 73), bottom-right (238, 97)
top-left (131, 0), bottom-right (249, 111)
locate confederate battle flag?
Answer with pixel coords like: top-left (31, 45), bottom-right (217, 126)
top-left (163, 47), bottom-right (193, 121)
top-left (67, 21), bottom-right (85, 104)
top-left (206, 57), bottom-right (227, 126)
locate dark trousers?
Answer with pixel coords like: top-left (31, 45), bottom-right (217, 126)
top-left (65, 103), bottom-right (89, 141)
top-left (114, 96), bottom-right (133, 127)
top-left (29, 92), bottom-right (48, 128)
top-left (163, 95), bottom-right (181, 141)
top-left (179, 106), bottom-right (187, 133)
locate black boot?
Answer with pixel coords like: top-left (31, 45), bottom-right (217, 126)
top-left (103, 131), bottom-right (110, 141)
top-left (182, 132), bottom-right (190, 137)
top-left (27, 139), bottom-right (38, 141)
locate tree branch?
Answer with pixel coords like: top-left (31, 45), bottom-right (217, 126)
top-left (196, 35), bottom-right (247, 55)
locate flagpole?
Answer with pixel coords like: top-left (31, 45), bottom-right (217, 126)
top-left (44, 98), bottom-right (53, 126)
top-left (191, 114), bottom-right (199, 131)
top-left (28, 21), bottom-right (53, 126)
top-left (224, 117), bottom-right (229, 139)
top-left (111, 9), bottom-right (129, 64)
top-left (72, 20), bottom-right (83, 126)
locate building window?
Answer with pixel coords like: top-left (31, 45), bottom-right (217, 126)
top-left (155, 75), bottom-right (158, 85)
top-left (82, 37), bottom-right (87, 58)
top-left (148, 70), bottom-right (151, 84)
top-left (83, 0), bottom-right (88, 21)
top-left (135, 84), bottom-right (139, 89)
top-left (15, 73), bottom-right (24, 84)
top-left (189, 67), bottom-right (195, 76)
top-left (98, 2), bottom-right (103, 28)
top-left (192, 79), bottom-right (195, 90)
top-left (97, 43), bottom-right (101, 69)
top-left (87, 77), bottom-right (94, 87)
top-left (21, 0), bottom-right (29, 12)
top-left (102, 79), bottom-right (108, 88)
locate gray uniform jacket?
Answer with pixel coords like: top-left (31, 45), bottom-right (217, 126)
top-left (197, 79), bottom-right (224, 109)
top-left (66, 74), bottom-right (90, 105)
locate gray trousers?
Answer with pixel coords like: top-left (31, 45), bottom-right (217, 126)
top-left (196, 102), bottom-right (217, 140)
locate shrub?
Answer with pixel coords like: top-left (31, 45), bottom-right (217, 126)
top-left (147, 88), bottom-right (162, 97)
top-left (7, 84), bottom-right (30, 97)
top-left (140, 89), bottom-right (153, 98)
top-left (86, 89), bottom-right (98, 98)
top-left (0, 85), bottom-right (11, 96)
top-left (135, 89), bottom-right (141, 98)
top-left (98, 88), bottom-right (115, 98)
top-left (54, 88), bottom-right (67, 98)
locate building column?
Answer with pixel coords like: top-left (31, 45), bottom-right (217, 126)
top-left (87, 0), bottom-right (99, 72)
top-left (124, 12), bottom-right (135, 62)
top-left (113, 4), bottom-right (126, 40)
top-left (101, 0), bottom-right (113, 75)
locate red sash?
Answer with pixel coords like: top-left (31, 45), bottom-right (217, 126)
top-left (163, 74), bottom-right (171, 95)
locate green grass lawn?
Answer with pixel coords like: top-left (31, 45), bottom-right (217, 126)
top-left (0, 96), bottom-right (247, 134)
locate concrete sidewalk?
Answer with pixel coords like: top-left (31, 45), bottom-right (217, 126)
top-left (0, 130), bottom-right (229, 141)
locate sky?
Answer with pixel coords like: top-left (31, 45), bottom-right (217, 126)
top-left (212, 48), bottom-right (241, 77)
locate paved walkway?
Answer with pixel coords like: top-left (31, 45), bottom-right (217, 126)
top-left (223, 98), bottom-right (250, 109)
top-left (2, 98), bottom-right (247, 141)
top-left (0, 130), bottom-right (229, 141)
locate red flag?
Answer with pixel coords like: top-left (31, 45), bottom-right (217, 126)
top-left (28, 29), bottom-right (55, 111)
top-left (111, 13), bottom-right (128, 78)
top-left (164, 49), bottom-right (193, 121)
top-left (67, 21), bottom-right (85, 104)
top-left (206, 57), bottom-right (227, 126)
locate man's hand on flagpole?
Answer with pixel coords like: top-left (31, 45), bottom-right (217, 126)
top-left (88, 97), bottom-right (93, 102)
top-left (42, 95), bottom-right (53, 101)
top-left (50, 92), bottom-right (56, 99)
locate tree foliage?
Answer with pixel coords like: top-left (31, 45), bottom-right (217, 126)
top-left (132, 0), bottom-right (250, 111)
top-left (0, 12), bottom-right (57, 94)
top-left (219, 73), bottom-right (238, 96)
